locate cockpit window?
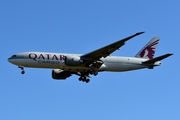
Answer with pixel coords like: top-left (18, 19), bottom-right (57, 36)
top-left (11, 55), bottom-right (17, 57)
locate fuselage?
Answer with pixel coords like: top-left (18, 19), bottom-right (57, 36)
top-left (8, 52), bottom-right (161, 72)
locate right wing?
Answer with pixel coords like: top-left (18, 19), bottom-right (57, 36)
top-left (81, 32), bottom-right (145, 61)
top-left (81, 32), bottom-right (144, 69)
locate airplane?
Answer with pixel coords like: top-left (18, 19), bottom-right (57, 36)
top-left (8, 32), bottom-right (173, 83)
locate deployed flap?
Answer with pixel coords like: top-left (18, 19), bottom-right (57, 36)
top-left (81, 32), bottom-right (144, 61)
top-left (143, 53), bottom-right (173, 64)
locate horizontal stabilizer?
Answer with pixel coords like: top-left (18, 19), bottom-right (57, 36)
top-left (143, 53), bottom-right (173, 64)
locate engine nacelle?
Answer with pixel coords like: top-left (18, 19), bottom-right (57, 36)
top-left (65, 55), bottom-right (83, 66)
top-left (52, 69), bottom-right (71, 80)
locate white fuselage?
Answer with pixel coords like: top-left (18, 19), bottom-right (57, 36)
top-left (8, 52), bottom-right (161, 72)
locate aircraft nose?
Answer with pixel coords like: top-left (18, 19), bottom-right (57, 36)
top-left (8, 57), bottom-right (16, 64)
top-left (8, 57), bottom-right (12, 63)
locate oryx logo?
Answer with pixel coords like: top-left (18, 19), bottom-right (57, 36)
top-left (139, 40), bottom-right (159, 59)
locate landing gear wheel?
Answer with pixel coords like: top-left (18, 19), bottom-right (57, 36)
top-left (94, 72), bottom-right (98, 76)
top-left (21, 71), bottom-right (25, 74)
top-left (88, 69), bottom-right (98, 76)
top-left (85, 79), bottom-right (90, 83)
top-left (79, 77), bottom-right (82, 81)
top-left (78, 76), bottom-right (90, 83)
top-left (79, 77), bottom-right (85, 81)
top-left (18, 66), bottom-right (25, 74)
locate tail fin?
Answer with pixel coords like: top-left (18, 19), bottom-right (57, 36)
top-left (135, 37), bottom-right (160, 59)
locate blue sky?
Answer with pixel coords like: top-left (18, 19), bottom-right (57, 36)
top-left (1, 0), bottom-right (179, 120)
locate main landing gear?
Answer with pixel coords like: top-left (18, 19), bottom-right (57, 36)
top-left (89, 70), bottom-right (98, 76)
top-left (18, 66), bottom-right (25, 74)
top-left (77, 69), bottom-right (99, 83)
top-left (78, 76), bottom-right (90, 83)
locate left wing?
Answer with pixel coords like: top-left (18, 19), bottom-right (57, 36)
top-left (81, 32), bottom-right (144, 61)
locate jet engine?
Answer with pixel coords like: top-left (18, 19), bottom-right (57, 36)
top-left (52, 69), bottom-right (71, 80)
top-left (65, 55), bottom-right (83, 66)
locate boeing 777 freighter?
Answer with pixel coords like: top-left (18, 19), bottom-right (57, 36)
top-left (8, 32), bottom-right (173, 83)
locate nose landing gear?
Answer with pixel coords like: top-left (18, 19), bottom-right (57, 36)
top-left (18, 66), bottom-right (25, 74)
top-left (21, 71), bottom-right (25, 74)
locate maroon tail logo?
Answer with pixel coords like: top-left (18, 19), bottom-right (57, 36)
top-left (139, 40), bottom-right (159, 59)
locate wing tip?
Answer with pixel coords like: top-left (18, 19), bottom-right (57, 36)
top-left (167, 53), bottom-right (173, 56)
top-left (136, 31), bottom-right (145, 35)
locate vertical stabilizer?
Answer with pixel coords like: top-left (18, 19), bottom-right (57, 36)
top-left (135, 37), bottom-right (160, 59)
